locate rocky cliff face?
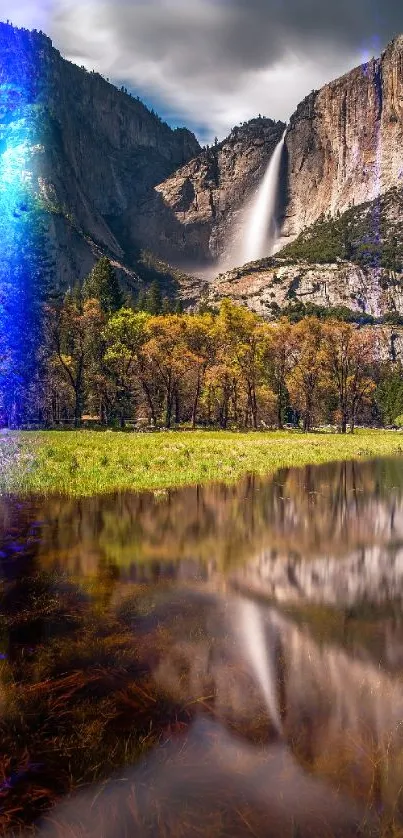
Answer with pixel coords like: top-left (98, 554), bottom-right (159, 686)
top-left (282, 35), bottom-right (403, 243)
top-left (135, 117), bottom-right (286, 267)
top-left (203, 180), bottom-right (403, 320)
top-left (0, 23), bottom-right (200, 288)
top-left (206, 256), bottom-right (403, 320)
top-left (2, 23), bottom-right (403, 310)
top-left (144, 34), bottom-right (403, 271)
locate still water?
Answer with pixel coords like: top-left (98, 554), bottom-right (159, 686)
top-left (1, 458), bottom-right (403, 836)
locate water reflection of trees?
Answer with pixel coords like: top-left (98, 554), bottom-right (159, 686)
top-left (4, 458), bottom-right (401, 582)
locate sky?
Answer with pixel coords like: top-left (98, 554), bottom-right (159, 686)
top-left (0, 0), bottom-right (402, 143)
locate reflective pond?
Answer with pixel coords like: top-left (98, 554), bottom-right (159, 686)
top-left (1, 458), bottom-right (403, 836)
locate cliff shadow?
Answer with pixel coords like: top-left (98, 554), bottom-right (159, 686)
top-left (275, 136), bottom-right (289, 236)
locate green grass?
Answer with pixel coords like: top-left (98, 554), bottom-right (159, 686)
top-left (1, 428), bottom-right (403, 497)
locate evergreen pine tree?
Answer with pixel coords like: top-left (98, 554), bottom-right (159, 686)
top-left (83, 257), bottom-right (123, 314)
top-left (161, 295), bottom-right (171, 314)
top-left (136, 289), bottom-right (147, 311)
top-left (145, 280), bottom-right (162, 315)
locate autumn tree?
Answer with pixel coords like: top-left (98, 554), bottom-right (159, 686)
top-left (202, 361), bottom-right (240, 428)
top-left (143, 315), bottom-right (190, 427)
top-left (261, 319), bottom-right (295, 429)
top-left (216, 300), bottom-right (265, 428)
top-left (46, 289), bottom-right (104, 426)
top-left (286, 318), bottom-right (329, 431)
top-left (183, 313), bottom-right (215, 427)
top-left (102, 309), bottom-right (149, 426)
top-left (323, 322), bottom-right (379, 433)
top-left (33, 295), bottom-right (389, 432)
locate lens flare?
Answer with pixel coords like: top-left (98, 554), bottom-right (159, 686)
top-left (0, 22), bottom-right (49, 428)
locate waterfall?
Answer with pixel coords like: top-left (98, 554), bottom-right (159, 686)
top-left (241, 129), bottom-right (286, 264)
top-left (221, 129), bottom-right (286, 272)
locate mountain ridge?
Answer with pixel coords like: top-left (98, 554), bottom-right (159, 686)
top-left (1, 21), bottom-right (403, 317)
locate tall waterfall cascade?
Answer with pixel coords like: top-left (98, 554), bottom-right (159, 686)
top-left (241, 128), bottom-right (287, 264)
top-left (222, 129), bottom-right (287, 271)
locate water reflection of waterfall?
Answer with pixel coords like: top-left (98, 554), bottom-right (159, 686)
top-left (148, 594), bottom-right (403, 831)
top-left (35, 591), bottom-right (395, 837)
top-left (237, 597), bottom-right (283, 735)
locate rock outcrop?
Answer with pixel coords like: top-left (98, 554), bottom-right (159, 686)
top-left (205, 256), bottom-right (403, 320)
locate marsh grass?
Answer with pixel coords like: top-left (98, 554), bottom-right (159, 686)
top-left (0, 577), bottom-right (193, 832)
top-left (1, 429), bottom-right (403, 497)
top-left (0, 575), bottom-right (273, 833)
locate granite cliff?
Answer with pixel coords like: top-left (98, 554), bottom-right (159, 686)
top-left (282, 34), bottom-right (403, 243)
top-left (1, 22), bottom-right (403, 315)
top-left (135, 117), bottom-right (286, 268)
top-left (205, 257), bottom-right (403, 321)
top-left (145, 34), bottom-right (403, 275)
top-left (0, 22), bottom-right (200, 290)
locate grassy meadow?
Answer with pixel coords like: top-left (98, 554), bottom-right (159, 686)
top-left (1, 428), bottom-right (403, 497)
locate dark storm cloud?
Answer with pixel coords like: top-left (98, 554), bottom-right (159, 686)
top-left (222, 0), bottom-right (400, 58)
top-left (6, 0), bottom-right (402, 140)
top-left (66, 0), bottom-right (401, 76)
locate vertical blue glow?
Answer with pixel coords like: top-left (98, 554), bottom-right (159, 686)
top-left (0, 22), bottom-right (46, 427)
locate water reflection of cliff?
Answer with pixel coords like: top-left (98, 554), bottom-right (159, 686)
top-left (28, 589), bottom-right (403, 836)
top-left (3, 458), bottom-right (403, 834)
top-left (144, 593), bottom-right (403, 824)
top-left (3, 458), bottom-right (402, 604)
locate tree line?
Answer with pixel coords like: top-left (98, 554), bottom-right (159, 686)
top-left (1, 257), bottom-right (402, 432)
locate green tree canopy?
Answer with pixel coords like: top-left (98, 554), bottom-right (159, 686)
top-left (83, 257), bottom-right (123, 315)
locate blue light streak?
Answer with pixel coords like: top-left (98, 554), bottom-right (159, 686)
top-left (0, 22), bottom-right (46, 427)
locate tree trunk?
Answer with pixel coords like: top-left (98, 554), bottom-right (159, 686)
top-left (174, 388), bottom-right (180, 425)
top-left (350, 403), bottom-right (357, 434)
top-left (219, 398), bottom-right (228, 429)
top-left (248, 382), bottom-right (258, 429)
top-left (192, 373), bottom-right (201, 429)
top-left (141, 379), bottom-right (157, 427)
top-left (165, 391), bottom-right (172, 428)
top-left (74, 388), bottom-right (82, 428)
top-left (277, 383), bottom-right (284, 430)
